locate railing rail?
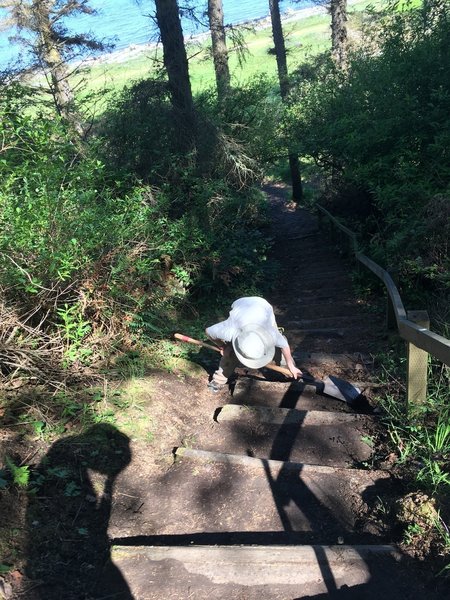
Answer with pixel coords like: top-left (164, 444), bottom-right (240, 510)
top-left (317, 204), bottom-right (450, 409)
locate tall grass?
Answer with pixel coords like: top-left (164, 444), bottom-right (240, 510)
top-left (378, 356), bottom-right (450, 569)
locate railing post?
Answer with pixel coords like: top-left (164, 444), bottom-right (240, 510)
top-left (386, 268), bottom-right (398, 331)
top-left (406, 310), bottom-right (430, 410)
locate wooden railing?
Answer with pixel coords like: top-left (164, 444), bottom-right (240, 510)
top-left (317, 204), bottom-right (450, 409)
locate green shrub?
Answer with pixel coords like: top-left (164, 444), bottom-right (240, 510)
top-left (288, 0), bottom-right (450, 308)
top-left (96, 76), bottom-right (276, 300)
top-left (0, 80), bottom-right (274, 375)
top-left (97, 75), bottom-right (283, 190)
top-left (195, 76), bottom-right (284, 171)
top-left (96, 79), bottom-right (177, 182)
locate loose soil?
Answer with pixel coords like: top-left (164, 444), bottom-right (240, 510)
top-left (1, 183), bottom-right (448, 599)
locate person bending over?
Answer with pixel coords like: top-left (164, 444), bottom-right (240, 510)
top-left (205, 296), bottom-right (302, 393)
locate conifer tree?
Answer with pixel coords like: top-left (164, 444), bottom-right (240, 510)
top-left (154, 0), bottom-right (196, 151)
top-left (330, 0), bottom-right (348, 68)
top-left (0, 0), bottom-right (107, 135)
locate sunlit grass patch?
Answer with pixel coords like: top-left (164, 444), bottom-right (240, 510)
top-left (112, 377), bottom-right (156, 441)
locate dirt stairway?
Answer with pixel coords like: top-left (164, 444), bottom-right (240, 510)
top-left (106, 385), bottom-right (411, 599)
top-left (107, 185), bottom-right (440, 599)
top-left (108, 400), bottom-right (400, 599)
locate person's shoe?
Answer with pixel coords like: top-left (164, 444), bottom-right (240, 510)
top-left (207, 381), bottom-right (222, 394)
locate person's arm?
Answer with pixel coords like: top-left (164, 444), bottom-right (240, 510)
top-left (205, 329), bottom-right (227, 354)
top-left (281, 345), bottom-right (303, 379)
top-left (271, 318), bottom-right (302, 379)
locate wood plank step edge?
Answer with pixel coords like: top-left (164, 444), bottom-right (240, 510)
top-left (216, 404), bottom-right (374, 425)
top-left (112, 543), bottom-right (401, 560)
top-left (111, 544), bottom-right (402, 587)
top-left (174, 447), bottom-right (388, 477)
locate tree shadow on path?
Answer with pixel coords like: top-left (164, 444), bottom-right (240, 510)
top-left (262, 378), bottom-right (448, 599)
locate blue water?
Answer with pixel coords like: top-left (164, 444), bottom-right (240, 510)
top-left (0, 0), bottom-right (309, 68)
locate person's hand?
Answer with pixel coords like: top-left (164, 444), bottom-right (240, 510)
top-left (218, 342), bottom-right (229, 356)
top-left (208, 336), bottom-right (225, 355)
top-left (289, 366), bottom-right (303, 380)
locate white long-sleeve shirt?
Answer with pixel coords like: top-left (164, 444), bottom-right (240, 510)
top-left (205, 297), bottom-right (288, 348)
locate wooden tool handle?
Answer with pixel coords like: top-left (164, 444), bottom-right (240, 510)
top-left (174, 332), bottom-right (293, 378)
top-left (174, 333), bottom-right (221, 353)
top-left (264, 362), bottom-right (293, 377)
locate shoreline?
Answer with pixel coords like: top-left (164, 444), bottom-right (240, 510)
top-left (85, 0), bottom-right (367, 68)
top-left (86, 4), bottom-right (331, 66)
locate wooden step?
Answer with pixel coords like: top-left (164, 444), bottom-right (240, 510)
top-left (176, 438), bottom-right (372, 474)
top-left (287, 301), bottom-right (371, 319)
top-left (285, 328), bottom-right (384, 354)
top-left (173, 447), bottom-right (390, 538)
top-left (277, 290), bottom-right (352, 305)
top-left (230, 378), bottom-right (355, 413)
top-left (107, 449), bottom-right (392, 546)
top-left (292, 351), bottom-right (372, 375)
top-left (290, 270), bottom-right (352, 284)
top-left (195, 415), bottom-right (374, 467)
top-left (286, 260), bottom-right (346, 272)
top-left (216, 404), bottom-right (372, 426)
top-left (107, 543), bottom-right (404, 599)
top-left (287, 314), bottom-right (377, 329)
top-left (279, 326), bottom-right (346, 339)
top-left (293, 350), bottom-right (371, 362)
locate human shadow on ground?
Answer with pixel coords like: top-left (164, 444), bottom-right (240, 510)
top-left (25, 423), bottom-right (133, 600)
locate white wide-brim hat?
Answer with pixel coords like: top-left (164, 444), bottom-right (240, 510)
top-left (232, 323), bottom-right (275, 369)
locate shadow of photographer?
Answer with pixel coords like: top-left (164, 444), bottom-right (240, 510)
top-left (25, 423), bottom-right (133, 599)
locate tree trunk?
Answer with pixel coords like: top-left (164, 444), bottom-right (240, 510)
top-left (268, 0), bottom-right (302, 202)
top-left (41, 41), bottom-right (81, 132)
top-left (32, 0), bottom-right (84, 134)
top-left (208, 0), bottom-right (230, 100)
top-left (330, 0), bottom-right (348, 69)
top-left (154, 0), bottom-right (196, 151)
top-left (268, 0), bottom-right (289, 100)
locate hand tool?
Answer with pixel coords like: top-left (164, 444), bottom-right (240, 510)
top-left (174, 333), bottom-right (364, 405)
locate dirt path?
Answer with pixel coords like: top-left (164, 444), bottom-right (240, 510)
top-left (7, 184), bottom-right (448, 600)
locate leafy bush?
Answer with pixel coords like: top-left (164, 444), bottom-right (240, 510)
top-left (195, 76), bottom-right (284, 173)
top-left (98, 75), bottom-right (283, 190)
top-left (288, 0), bottom-right (450, 307)
top-left (0, 80), bottom-right (274, 379)
top-left (96, 76), bottom-right (275, 297)
top-left (96, 79), bottom-right (177, 182)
